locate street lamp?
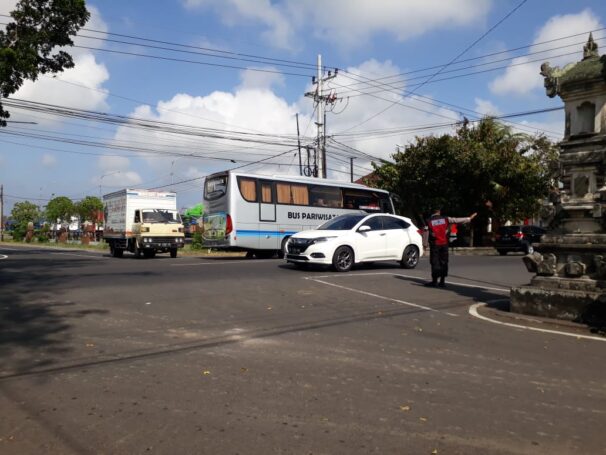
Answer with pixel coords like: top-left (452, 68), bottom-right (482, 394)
top-left (99, 171), bottom-right (121, 197)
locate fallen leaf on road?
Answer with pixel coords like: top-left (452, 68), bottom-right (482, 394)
top-left (399, 405), bottom-right (411, 411)
top-left (85, 343), bottom-right (95, 347)
top-left (202, 370), bottom-right (211, 375)
top-left (267, 306), bottom-right (273, 310)
top-left (431, 450), bottom-right (438, 454)
top-left (240, 367), bottom-right (248, 373)
top-left (419, 417), bottom-right (427, 422)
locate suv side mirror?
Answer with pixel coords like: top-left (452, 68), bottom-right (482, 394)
top-left (358, 225), bottom-right (371, 233)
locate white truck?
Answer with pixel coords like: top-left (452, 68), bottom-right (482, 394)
top-left (103, 189), bottom-right (185, 258)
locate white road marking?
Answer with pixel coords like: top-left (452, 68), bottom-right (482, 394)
top-left (469, 302), bottom-right (606, 342)
top-left (0, 254), bottom-right (7, 260)
top-left (170, 259), bottom-right (279, 267)
top-left (309, 277), bottom-right (454, 316)
top-left (308, 271), bottom-right (511, 294)
top-left (50, 252), bottom-right (108, 259)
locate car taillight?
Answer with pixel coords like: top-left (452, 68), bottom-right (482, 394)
top-left (225, 214), bottom-right (233, 236)
top-left (417, 229), bottom-right (424, 235)
top-left (514, 232), bottom-right (524, 239)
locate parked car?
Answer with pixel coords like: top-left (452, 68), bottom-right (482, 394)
top-left (494, 225), bottom-right (546, 255)
top-left (285, 213), bottom-right (424, 272)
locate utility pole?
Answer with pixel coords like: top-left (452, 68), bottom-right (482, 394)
top-left (350, 158), bottom-right (356, 183)
top-left (305, 54), bottom-right (337, 178)
top-left (296, 113), bottom-right (302, 176)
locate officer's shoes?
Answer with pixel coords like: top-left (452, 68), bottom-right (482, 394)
top-left (424, 281), bottom-right (437, 287)
top-left (438, 281), bottom-right (446, 288)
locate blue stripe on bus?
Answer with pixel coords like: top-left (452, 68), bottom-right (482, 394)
top-left (236, 230), bottom-right (299, 237)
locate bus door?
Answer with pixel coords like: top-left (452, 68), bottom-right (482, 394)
top-left (259, 180), bottom-right (276, 222)
top-left (258, 180), bottom-right (277, 250)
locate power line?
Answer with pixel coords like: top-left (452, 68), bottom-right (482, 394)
top-left (337, 0), bottom-right (528, 134)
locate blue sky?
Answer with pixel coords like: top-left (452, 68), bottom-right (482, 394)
top-left (1, 0), bottom-right (605, 213)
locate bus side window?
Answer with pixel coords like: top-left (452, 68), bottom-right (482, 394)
top-left (277, 183), bottom-right (309, 205)
top-left (261, 182), bottom-right (273, 203)
top-left (238, 177), bottom-right (257, 202)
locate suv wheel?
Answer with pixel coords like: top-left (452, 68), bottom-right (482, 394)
top-left (332, 246), bottom-right (354, 272)
top-left (400, 245), bottom-right (419, 269)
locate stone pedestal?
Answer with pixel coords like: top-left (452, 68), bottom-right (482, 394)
top-left (510, 34), bottom-right (606, 326)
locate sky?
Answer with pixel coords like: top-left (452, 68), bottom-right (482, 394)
top-left (1, 0), bottom-right (605, 213)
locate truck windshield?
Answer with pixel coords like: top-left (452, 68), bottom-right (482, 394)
top-left (142, 209), bottom-right (181, 224)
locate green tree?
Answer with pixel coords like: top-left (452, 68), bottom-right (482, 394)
top-left (11, 200), bottom-right (40, 224)
top-left (10, 200), bottom-right (40, 240)
top-left (45, 196), bottom-right (75, 225)
top-left (371, 118), bottom-right (558, 240)
top-left (0, 0), bottom-right (90, 126)
top-left (75, 196), bottom-right (102, 223)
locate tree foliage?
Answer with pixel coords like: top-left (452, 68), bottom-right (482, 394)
top-left (371, 118), bottom-right (559, 226)
top-left (11, 200), bottom-right (40, 224)
top-left (75, 195), bottom-right (102, 223)
top-left (45, 195), bottom-right (74, 224)
top-left (10, 200), bottom-right (40, 240)
top-left (0, 0), bottom-right (89, 126)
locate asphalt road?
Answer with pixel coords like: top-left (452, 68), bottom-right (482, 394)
top-left (0, 245), bottom-right (604, 455)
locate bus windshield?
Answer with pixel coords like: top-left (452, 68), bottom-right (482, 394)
top-left (204, 175), bottom-right (228, 200)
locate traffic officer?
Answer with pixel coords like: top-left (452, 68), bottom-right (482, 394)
top-left (425, 208), bottom-right (477, 288)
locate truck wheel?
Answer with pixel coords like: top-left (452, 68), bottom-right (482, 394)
top-left (110, 244), bottom-right (123, 258)
top-left (134, 244), bottom-right (142, 258)
top-left (143, 250), bottom-right (156, 258)
top-left (170, 248), bottom-right (178, 258)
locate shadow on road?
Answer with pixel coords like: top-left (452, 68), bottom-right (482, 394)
top-left (0, 253), bottom-right (156, 376)
top-left (393, 274), bottom-right (510, 310)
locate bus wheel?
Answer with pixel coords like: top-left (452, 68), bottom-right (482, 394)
top-left (245, 251), bottom-right (255, 259)
top-left (332, 246), bottom-right (354, 272)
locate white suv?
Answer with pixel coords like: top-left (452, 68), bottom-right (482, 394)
top-left (285, 213), bottom-right (423, 272)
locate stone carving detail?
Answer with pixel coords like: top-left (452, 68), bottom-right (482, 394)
top-left (540, 62), bottom-right (558, 98)
top-left (523, 252), bottom-right (556, 276)
top-left (573, 175), bottom-right (590, 197)
top-left (594, 255), bottom-right (606, 279)
top-left (583, 32), bottom-right (599, 60)
top-left (565, 261), bottom-right (586, 278)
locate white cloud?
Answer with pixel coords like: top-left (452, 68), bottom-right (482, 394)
top-left (490, 9), bottom-right (603, 96)
top-left (237, 67), bottom-right (285, 91)
top-left (41, 153), bottom-right (57, 168)
top-left (112, 59), bottom-right (464, 183)
top-left (183, 0), bottom-right (492, 50)
top-left (474, 97), bottom-right (502, 117)
top-left (8, 4), bottom-right (110, 121)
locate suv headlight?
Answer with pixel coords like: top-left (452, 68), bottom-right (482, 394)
top-left (311, 236), bottom-right (336, 244)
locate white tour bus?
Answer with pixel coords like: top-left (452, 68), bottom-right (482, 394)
top-left (202, 170), bottom-right (396, 258)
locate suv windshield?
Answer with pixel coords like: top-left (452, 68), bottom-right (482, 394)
top-left (317, 214), bottom-right (366, 230)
